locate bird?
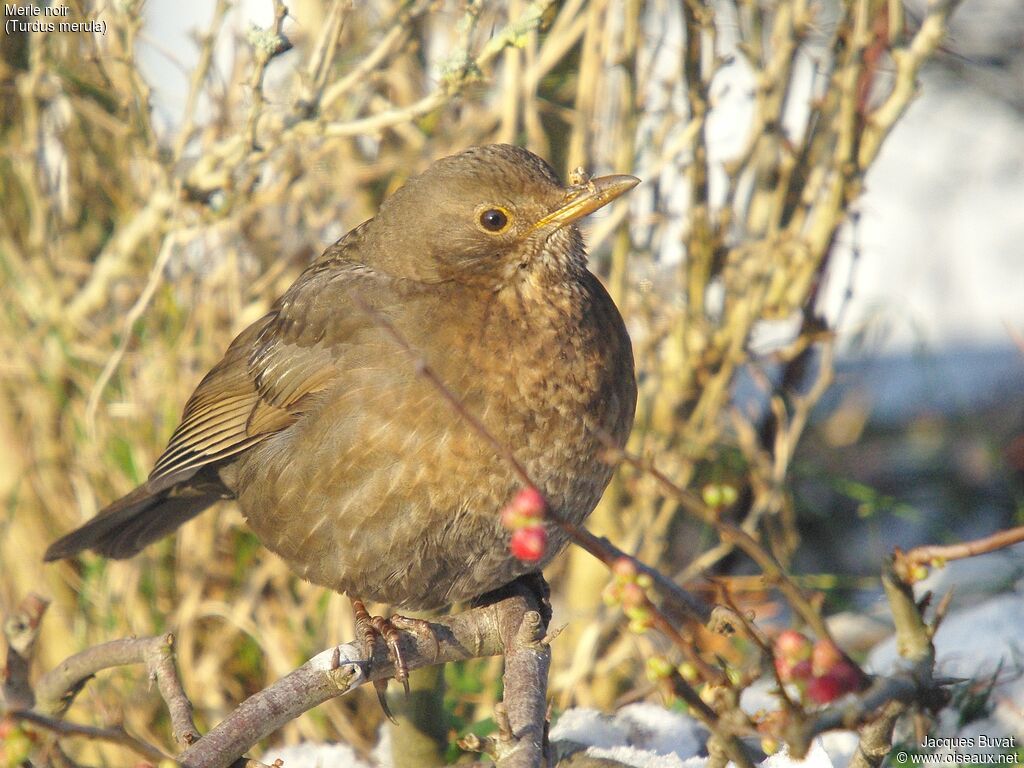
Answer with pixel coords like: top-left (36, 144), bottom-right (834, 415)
top-left (45, 144), bottom-right (638, 622)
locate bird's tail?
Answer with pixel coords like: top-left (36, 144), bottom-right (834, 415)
top-left (44, 482), bottom-right (224, 561)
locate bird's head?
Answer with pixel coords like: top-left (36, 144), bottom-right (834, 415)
top-left (366, 144), bottom-right (638, 286)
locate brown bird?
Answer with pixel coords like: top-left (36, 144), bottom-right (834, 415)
top-left (45, 144), bottom-right (637, 618)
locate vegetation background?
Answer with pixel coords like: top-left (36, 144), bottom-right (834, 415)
top-left (1, 0), bottom-right (1021, 766)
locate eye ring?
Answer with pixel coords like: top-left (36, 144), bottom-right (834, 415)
top-left (478, 206), bottom-right (511, 233)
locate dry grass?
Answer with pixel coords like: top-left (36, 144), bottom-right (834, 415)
top-left (0, 0), bottom-right (960, 763)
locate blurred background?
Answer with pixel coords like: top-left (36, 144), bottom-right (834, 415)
top-left (1, 0), bottom-right (1022, 764)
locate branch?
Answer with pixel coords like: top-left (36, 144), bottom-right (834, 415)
top-left (176, 588), bottom-right (545, 768)
top-left (10, 709), bottom-right (168, 764)
top-left (461, 578), bottom-right (552, 768)
top-left (34, 633), bottom-right (195, 738)
top-left (895, 525), bottom-right (1024, 578)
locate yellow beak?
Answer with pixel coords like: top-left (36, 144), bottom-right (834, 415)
top-left (534, 174), bottom-right (640, 231)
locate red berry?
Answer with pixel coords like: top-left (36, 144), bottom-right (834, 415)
top-left (775, 630), bottom-right (812, 662)
top-left (806, 661), bottom-right (863, 704)
top-left (806, 673), bottom-right (843, 704)
top-left (774, 656), bottom-right (792, 681)
top-left (511, 487), bottom-right (547, 518)
top-left (828, 660), bottom-right (864, 694)
top-left (510, 526), bottom-right (547, 562)
top-left (811, 640), bottom-right (844, 676)
top-left (790, 659), bottom-right (813, 681)
top-left (774, 657), bottom-right (812, 683)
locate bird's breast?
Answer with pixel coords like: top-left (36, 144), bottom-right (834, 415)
top-left (428, 273), bottom-right (636, 514)
top-left (233, 271), bottom-right (635, 607)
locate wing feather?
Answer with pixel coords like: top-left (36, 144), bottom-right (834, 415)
top-left (147, 243), bottom-right (386, 488)
top-left (149, 318), bottom-right (271, 485)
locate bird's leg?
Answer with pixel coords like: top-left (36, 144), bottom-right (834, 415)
top-left (352, 598), bottom-right (404, 722)
top-left (351, 599), bottom-right (439, 722)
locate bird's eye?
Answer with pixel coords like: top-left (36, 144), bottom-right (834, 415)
top-left (479, 207), bottom-right (510, 233)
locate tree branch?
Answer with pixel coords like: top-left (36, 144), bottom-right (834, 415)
top-left (895, 525), bottom-right (1024, 577)
top-left (176, 587), bottom-right (546, 768)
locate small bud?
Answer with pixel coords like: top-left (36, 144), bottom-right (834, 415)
top-left (829, 659), bottom-right (865, 694)
top-left (509, 526), bottom-right (547, 562)
top-left (790, 659), bottom-right (813, 681)
top-left (602, 583), bottom-right (621, 607)
top-left (501, 487), bottom-right (548, 531)
top-left (612, 557), bottom-right (637, 579)
top-left (620, 581), bottom-right (646, 608)
top-left (909, 563), bottom-right (930, 583)
top-left (720, 484), bottom-right (738, 506)
top-left (774, 656), bottom-right (812, 684)
top-left (500, 505), bottom-right (520, 530)
top-left (761, 738), bottom-right (780, 755)
top-left (699, 684), bottom-right (720, 706)
top-left (624, 603), bottom-right (653, 627)
top-left (627, 617), bottom-right (651, 634)
top-left (702, 484), bottom-right (723, 508)
top-left (806, 660), bottom-right (864, 705)
top-left (645, 656), bottom-right (674, 681)
top-left (677, 662), bottom-right (699, 683)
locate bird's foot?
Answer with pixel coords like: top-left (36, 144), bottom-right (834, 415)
top-left (351, 599), bottom-right (436, 722)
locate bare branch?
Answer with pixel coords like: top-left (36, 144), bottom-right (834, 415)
top-left (10, 709), bottom-right (168, 764)
top-left (896, 525), bottom-right (1024, 577)
top-left (177, 588), bottom-right (544, 768)
top-left (144, 634), bottom-right (200, 746)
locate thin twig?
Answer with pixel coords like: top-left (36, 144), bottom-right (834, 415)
top-left (896, 525), bottom-right (1024, 575)
top-left (10, 710), bottom-right (168, 764)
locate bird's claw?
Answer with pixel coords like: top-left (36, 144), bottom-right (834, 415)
top-left (373, 679), bottom-right (397, 724)
top-left (352, 599), bottom-right (428, 718)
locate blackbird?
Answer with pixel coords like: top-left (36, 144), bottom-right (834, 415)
top-left (45, 144), bottom-right (638, 613)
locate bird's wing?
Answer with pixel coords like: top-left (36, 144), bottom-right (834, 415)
top-left (146, 315), bottom-right (277, 487)
top-left (147, 250), bottom-right (380, 490)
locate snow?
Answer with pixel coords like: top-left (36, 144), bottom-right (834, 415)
top-left (861, 544), bottom-right (1024, 748)
top-left (827, 68), bottom-right (1024, 353)
top-left (761, 740), bottom-right (840, 768)
top-left (912, 543), bottom-right (1024, 611)
top-left (868, 591), bottom-right (1024, 681)
top-left (265, 741), bottom-right (373, 768)
top-left (550, 703), bottom-right (705, 760)
top-left (582, 744), bottom-right (705, 768)
top-left (549, 707), bottom-right (632, 749)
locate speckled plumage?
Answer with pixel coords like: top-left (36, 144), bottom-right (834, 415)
top-left (45, 145), bottom-right (637, 610)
